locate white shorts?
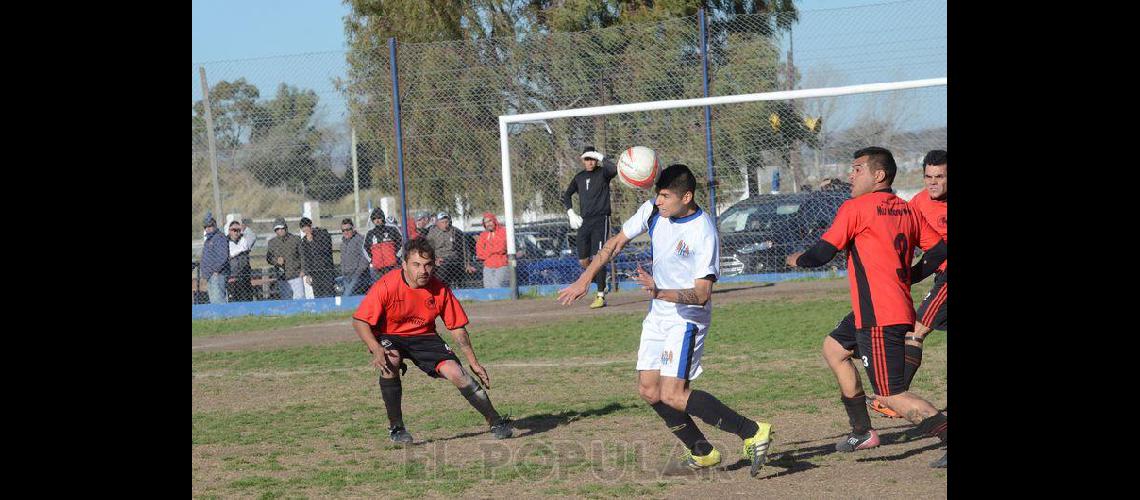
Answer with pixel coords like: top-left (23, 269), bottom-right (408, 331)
top-left (636, 316), bottom-right (706, 380)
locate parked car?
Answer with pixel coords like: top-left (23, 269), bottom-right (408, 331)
top-left (718, 191), bottom-right (850, 275)
top-left (503, 220), bottom-right (651, 286)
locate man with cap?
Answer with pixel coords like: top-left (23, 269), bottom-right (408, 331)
top-left (365, 208), bottom-right (404, 282)
top-left (562, 146), bottom-right (619, 309)
top-left (410, 211), bottom-right (434, 240)
top-left (226, 219), bottom-right (257, 302)
top-left (199, 212), bottom-right (230, 304)
top-left (425, 212), bottom-right (468, 286)
top-left (300, 217), bottom-right (337, 298)
top-left (340, 218), bottom-right (372, 296)
top-left (267, 217), bottom-right (305, 300)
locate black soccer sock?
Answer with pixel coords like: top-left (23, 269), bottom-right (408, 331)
top-left (684, 390), bottom-right (760, 440)
top-left (595, 266), bottom-right (608, 294)
top-left (458, 381), bottom-right (501, 424)
top-left (379, 376), bottom-right (404, 428)
top-left (651, 402), bottom-right (713, 456)
top-left (916, 412), bottom-right (947, 444)
top-left (903, 344), bottom-right (924, 389)
top-left (841, 393), bottom-right (872, 436)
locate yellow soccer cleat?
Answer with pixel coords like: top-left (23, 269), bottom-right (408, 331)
top-left (661, 448), bottom-right (721, 475)
top-left (742, 422), bottom-right (774, 477)
top-left (589, 295), bottom-right (606, 309)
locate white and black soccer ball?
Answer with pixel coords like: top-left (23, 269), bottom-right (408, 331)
top-left (616, 146), bottom-right (660, 191)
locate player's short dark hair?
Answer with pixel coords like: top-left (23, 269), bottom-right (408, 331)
top-left (656, 163), bottom-right (697, 197)
top-left (341, 218), bottom-right (354, 227)
top-left (923, 149), bottom-right (947, 171)
top-left (404, 237), bottom-right (436, 262)
top-left (853, 146), bottom-right (897, 186)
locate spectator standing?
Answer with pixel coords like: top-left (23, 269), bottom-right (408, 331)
top-left (300, 217), bottom-right (337, 298)
top-left (226, 219), bottom-right (257, 302)
top-left (340, 218), bottom-right (372, 296)
top-left (200, 213), bottom-right (230, 304)
top-left (475, 212), bottom-right (509, 289)
top-left (267, 217), bottom-right (305, 300)
top-left (365, 208), bottom-right (404, 281)
top-left (425, 212), bottom-right (467, 286)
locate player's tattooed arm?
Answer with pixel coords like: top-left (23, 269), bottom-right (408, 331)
top-left (451, 326), bottom-right (478, 359)
top-left (650, 277), bottom-right (714, 305)
top-left (581, 233), bottom-right (630, 283)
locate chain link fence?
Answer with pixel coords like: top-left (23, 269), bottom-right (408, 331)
top-left (192, 0), bottom-right (946, 304)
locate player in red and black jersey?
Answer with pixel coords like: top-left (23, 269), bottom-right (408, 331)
top-left (352, 238), bottom-right (513, 444)
top-left (787, 147), bottom-right (948, 468)
top-left (901, 150), bottom-right (948, 396)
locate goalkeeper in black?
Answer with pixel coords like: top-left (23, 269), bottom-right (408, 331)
top-left (563, 146), bottom-right (618, 309)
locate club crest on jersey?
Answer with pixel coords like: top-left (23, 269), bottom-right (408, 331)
top-left (661, 350), bottom-right (674, 365)
top-left (425, 296), bottom-right (435, 308)
top-left (939, 215), bottom-right (947, 228)
top-left (674, 240), bottom-right (690, 257)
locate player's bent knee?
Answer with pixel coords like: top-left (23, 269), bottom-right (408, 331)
top-left (437, 361), bottom-right (468, 384)
top-left (638, 385), bottom-right (660, 404)
top-left (822, 337), bottom-right (852, 364)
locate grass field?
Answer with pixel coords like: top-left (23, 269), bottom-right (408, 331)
top-left (192, 280), bottom-right (946, 498)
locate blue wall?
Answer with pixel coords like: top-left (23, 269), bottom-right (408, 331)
top-left (192, 270), bottom-right (847, 320)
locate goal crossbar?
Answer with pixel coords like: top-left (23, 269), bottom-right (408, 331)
top-left (495, 77), bottom-right (947, 297)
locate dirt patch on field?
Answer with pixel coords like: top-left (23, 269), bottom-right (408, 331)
top-left (193, 397), bottom-right (947, 498)
top-left (192, 280), bottom-right (848, 353)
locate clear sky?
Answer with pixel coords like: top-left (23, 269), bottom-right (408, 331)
top-left (192, 0), bottom-right (946, 129)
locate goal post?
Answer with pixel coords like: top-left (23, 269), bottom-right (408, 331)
top-left (497, 77), bottom-right (947, 299)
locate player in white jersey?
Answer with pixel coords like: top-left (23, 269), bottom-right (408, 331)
top-left (558, 164), bottom-right (774, 477)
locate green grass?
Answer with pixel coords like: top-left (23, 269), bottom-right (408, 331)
top-left (194, 281), bottom-right (945, 497)
top-left (192, 310), bottom-right (351, 338)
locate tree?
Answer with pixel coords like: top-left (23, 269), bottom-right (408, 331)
top-left (192, 78), bottom-right (262, 153)
top-left (340, 0), bottom-right (800, 215)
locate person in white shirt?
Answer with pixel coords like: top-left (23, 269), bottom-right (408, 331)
top-left (226, 219), bottom-right (257, 302)
top-left (558, 163), bottom-right (774, 477)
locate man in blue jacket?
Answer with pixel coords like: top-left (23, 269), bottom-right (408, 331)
top-left (200, 213), bottom-right (230, 304)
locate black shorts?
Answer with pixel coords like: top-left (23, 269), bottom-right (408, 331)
top-left (829, 313), bottom-right (912, 396)
top-left (576, 216), bottom-right (611, 260)
top-left (915, 272), bottom-right (947, 331)
top-left (377, 333), bottom-right (461, 378)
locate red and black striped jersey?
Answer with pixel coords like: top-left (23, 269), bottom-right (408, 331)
top-left (822, 190), bottom-right (943, 329)
top-left (908, 189), bottom-right (947, 273)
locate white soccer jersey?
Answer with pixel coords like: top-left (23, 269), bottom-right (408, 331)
top-left (622, 199), bottom-right (719, 326)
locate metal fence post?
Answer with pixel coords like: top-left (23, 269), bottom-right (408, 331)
top-left (389, 37), bottom-right (410, 244)
top-left (198, 67), bottom-right (222, 221)
top-left (699, 8), bottom-right (717, 221)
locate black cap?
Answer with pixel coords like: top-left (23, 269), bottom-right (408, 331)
top-left (299, 217), bottom-right (313, 227)
top-left (371, 208), bottom-right (385, 220)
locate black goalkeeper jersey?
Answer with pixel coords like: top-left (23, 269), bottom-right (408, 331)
top-left (562, 159), bottom-right (618, 218)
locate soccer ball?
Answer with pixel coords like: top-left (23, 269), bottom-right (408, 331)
top-left (616, 146), bottom-right (660, 191)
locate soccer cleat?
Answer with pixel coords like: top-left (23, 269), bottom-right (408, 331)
top-left (867, 398), bottom-right (902, 418)
top-left (388, 425), bottom-right (414, 444)
top-left (835, 429), bottom-right (880, 452)
top-left (661, 448), bottom-right (721, 475)
top-left (490, 417), bottom-right (514, 439)
top-left (930, 452), bottom-right (947, 468)
top-left (742, 422), bottom-right (774, 477)
top-left (589, 295), bottom-right (606, 309)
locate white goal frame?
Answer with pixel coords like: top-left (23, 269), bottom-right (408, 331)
top-left (497, 77), bottom-right (947, 297)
